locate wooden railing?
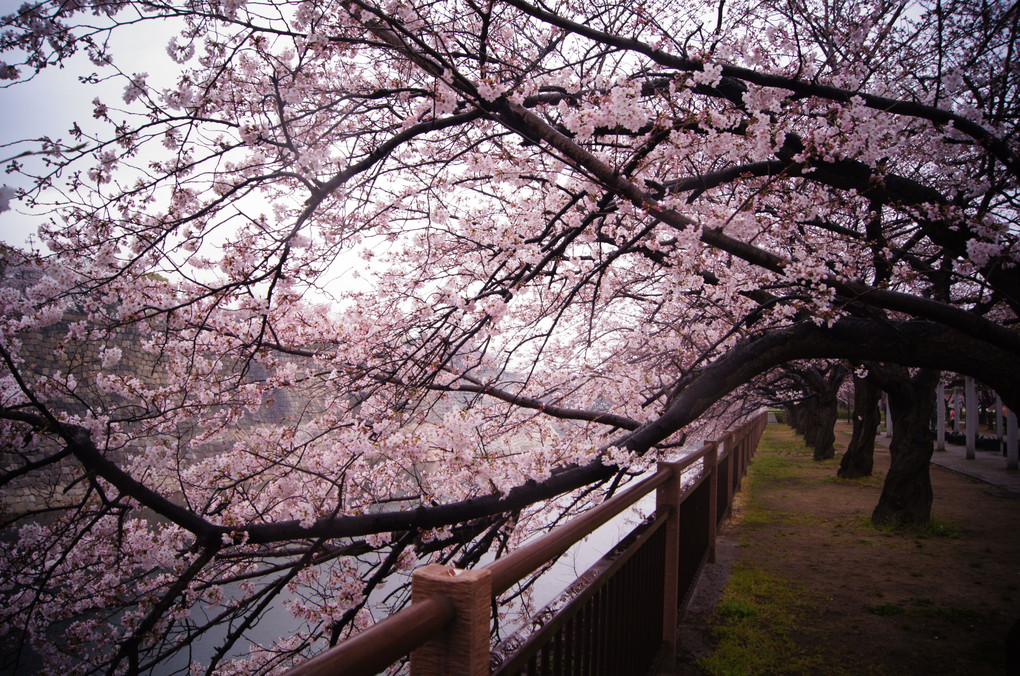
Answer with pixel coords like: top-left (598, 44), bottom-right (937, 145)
top-left (286, 411), bottom-right (768, 676)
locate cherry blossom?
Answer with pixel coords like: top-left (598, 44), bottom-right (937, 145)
top-left (0, 0), bottom-right (1017, 671)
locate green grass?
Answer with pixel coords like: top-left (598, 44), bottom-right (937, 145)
top-left (717, 598), bottom-right (757, 619)
top-left (699, 563), bottom-right (823, 675)
top-left (700, 425), bottom-right (864, 675)
top-left (866, 603), bottom-right (906, 616)
top-left (823, 473), bottom-right (885, 489)
top-left (921, 606), bottom-right (985, 624)
top-left (746, 452), bottom-right (801, 485)
top-left (867, 514), bottom-right (962, 539)
top-left (700, 424), bottom-right (1005, 676)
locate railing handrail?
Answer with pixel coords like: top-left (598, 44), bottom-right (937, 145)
top-left (283, 412), bottom-right (768, 676)
top-left (284, 594), bottom-right (455, 676)
top-left (490, 509), bottom-right (672, 675)
top-left (486, 440), bottom-right (713, 594)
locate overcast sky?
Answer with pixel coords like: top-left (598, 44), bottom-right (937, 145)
top-left (1, 4), bottom-right (180, 246)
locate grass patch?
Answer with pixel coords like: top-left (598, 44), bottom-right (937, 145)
top-left (866, 603), bottom-right (907, 616)
top-left (923, 517), bottom-right (962, 538)
top-left (922, 606), bottom-right (985, 625)
top-left (866, 514), bottom-right (962, 540)
top-left (739, 431), bottom-right (817, 529)
top-left (746, 453), bottom-right (801, 486)
top-left (717, 598), bottom-right (757, 619)
top-left (740, 509), bottom-right (778, 527)
top-left (823, 474), bottom-right (885, 489)
top-left (701, 423), bottom-right (1011, 675)
top-left (699, 563), bottom-right (822, 675)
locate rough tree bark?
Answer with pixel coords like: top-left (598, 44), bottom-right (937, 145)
top-left (786, 363), bottom-right (846, 460)
top-left (871, 368), bottom-right (941, 526)
top-left (838, 370), bottom-right (882, 478)
top-left (788, 402), bottom-right (808, 437)
top-left (786, 401), bottom-right (811, 439)
top-left (812, 385), bottom-right (841, 461)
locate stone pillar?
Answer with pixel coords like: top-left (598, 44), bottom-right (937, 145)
top-left (996, 394), bottom-right (1004, 447)
top-left (884, 394), bottom-right (894, 438)
top-left (965, 377), bottom-right (977, 459)
top-left (936, 382), bottom-right (946, 451)
top-left (953, 388), bottom-right (962, 435)
top-left (1008, 410), bottom-right (1018, 471)
top-left (410, 565), bottom-right (491, 676)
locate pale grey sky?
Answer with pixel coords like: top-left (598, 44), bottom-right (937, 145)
top-left (1, 4), bottom-right (181, 246)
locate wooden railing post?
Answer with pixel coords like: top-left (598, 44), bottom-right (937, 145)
top-left (286, 412), bottom-right (772, 676)
top-left (721, 431), bottom-right (735, 512)
top-left (705, 441), bottom-right (719, 563)
top-left (738, 425), bottom-right (748, 483)
top-left (410, 564), bottom-right (491, 676)
top-left (655, 462), bottom-right (682, 667)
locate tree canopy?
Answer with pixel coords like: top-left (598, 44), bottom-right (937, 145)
top-left (0, 0), bottom-right (1017, 671)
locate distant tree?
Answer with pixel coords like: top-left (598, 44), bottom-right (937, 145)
top-left (0, 0), bottom-right (1017, 671)
top-left (771, 362), bottom-right (847, 460)
top-left (838, 367), bottom-right (882, 479)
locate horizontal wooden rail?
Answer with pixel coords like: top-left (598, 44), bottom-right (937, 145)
top-left (487, 437), bottom-right (720, 595)
top-left (283, 410), bottom-right (769, 676)
top-left (284, 594), bottom-right (455, 676)
top-left (486, 462), bottom-right (672, 595)
top-left (491, 511), bottom-right (670, 675)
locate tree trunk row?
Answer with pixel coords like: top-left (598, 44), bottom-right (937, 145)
top-left (786, 396), bottom-right (839, 460)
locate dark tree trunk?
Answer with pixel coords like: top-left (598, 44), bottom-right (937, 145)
top-left (812, 390), bottom-right (839, 460)
top-left (839, 372), bottom-right (881, 478)
top-left (784, 404), bottom-right (796, 432)
top-left (804, 403), bottom-right (821, 447)
top-left (779, 364), bottom-right (844, 460)
top-left (797, 400), bottom-right (817, 442)
top-left (787, 403), bottom-right (806, 436)
top-left (872, 369), bottom-right (940, 526)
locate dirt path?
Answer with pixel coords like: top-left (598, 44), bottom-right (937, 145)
top-left (672, 422), bottom-right (1020, 675)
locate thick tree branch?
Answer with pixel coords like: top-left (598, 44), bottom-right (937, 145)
top-left (432, 374), bottom-right (641, 430)
top-left (500, 0), bottom-right (1020, 177)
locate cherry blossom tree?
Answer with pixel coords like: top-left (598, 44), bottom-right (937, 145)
top-left (761, 361), bottom-right (847, 459)
top-left (838, 366), bottom-right (883, 479)
top-left (1, 0), bottom-right (1017, 671)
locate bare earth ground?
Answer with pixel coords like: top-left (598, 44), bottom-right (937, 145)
top-left (669, 422), bottom-right (1020, 675)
